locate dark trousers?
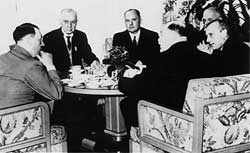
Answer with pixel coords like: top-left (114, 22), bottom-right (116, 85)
top-left (119, 96), bottom-right (140, 136)
top-left (51, 93), bottom-right (99, 152)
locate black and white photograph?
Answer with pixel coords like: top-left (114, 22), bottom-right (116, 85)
top-left (0, 0), bottom-right (249, 152)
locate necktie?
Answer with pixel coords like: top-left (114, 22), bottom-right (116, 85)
top-left (132, 36), bottom-right (137, 48)
top-left (66, 36), bottom-right (73, 65)
top-left (66, 36), bottom-right (72, 51)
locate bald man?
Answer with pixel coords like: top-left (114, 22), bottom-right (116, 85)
top-left (200, 19), bottom-right (250, 77)
top-left (113, 9), bottom-right (160, 69)
top-left (201, 6), bottom-right (224, 29)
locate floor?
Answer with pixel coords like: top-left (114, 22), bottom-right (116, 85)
top-left (80, 132), bottom-right (129, 153)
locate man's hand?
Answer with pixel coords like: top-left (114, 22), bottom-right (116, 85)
top-left (197, 41), bottom-right (213, 55)
top-left (123, 60), bottom-right (146, 78)
top-left (36, 51), bottom-right (56, 70)
top-left (90, 60), bottom-right (100, 68)
top-left (135, 60), bottom-right (147, 70)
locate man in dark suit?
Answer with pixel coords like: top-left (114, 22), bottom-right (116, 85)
top-left (43, 8), bottom-right (99, 77)
top-left (113, 9), bottom-right (159, 147)
top-left (113, 9), bottom-right (160, 69)
top-left (42, 8), bottom-right (101, 152)
top-left (118, 21), bottom-right (202, 143)
top-left (197, 19), bottom-right (250, 77)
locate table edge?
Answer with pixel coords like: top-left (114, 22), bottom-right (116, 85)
top-left (63, 86), bottom-right (124, 96)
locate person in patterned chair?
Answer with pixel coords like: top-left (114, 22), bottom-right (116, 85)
top-left (0, 23), bottom-right (63, 107)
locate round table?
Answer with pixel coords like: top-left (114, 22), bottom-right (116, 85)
top-left (64, 86), bottom-right (123, 95)
top-left (63, 86), bottom-right (127, 141)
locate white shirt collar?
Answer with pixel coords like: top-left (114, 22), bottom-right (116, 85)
top-left (129, 29), bottom-right (140, 43)
top-left (61, 28), bottom-right (73, 37)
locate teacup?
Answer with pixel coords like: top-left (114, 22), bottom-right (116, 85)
top-left (69, 65), bottom-right (83, 79)
top-left (70, 65), bottom-right (81, 71)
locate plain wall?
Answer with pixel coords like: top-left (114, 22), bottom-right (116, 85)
top-left (0, 0), bottom-right (163, 60)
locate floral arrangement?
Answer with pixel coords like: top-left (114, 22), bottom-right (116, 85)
top-left (106, 46), bottom-right (129, 65)
top-left (103, 46), bottom-right (129, 79)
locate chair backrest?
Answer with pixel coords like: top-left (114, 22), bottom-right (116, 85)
top-left (138, 73), bottom-right (250, 153)
top-left (191, 90), bottom-right (250, 153)
top-left (138, 100), bottom-right (194, 153)
top-left (103, 37), bottom-right (113, 59)
top-left (183, 74), bottom-right (250, 115)
top-left (104, 37), bottom-right (113, 52)
top-left (0, 102), bottom-right (51, 152)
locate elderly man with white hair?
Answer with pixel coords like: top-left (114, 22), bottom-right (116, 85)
top-left (42, 8), bottom-right (102, 152)
top-left (43, 8), bottom-right (99, 76)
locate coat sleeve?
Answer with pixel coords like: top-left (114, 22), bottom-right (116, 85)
top-left (24, 61), bottom-right (63, 100)
top-left (118, 69), bottom-right (156, 98)
top-left (80, 32), bottom-right (99, 65)
top-left (112, 33), bottom-right (119, 47)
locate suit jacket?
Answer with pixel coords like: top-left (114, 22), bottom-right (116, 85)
top-left (197, 38), bottom-right (250, 77)
top-left (119, 41), bottom-right (200, 111)
top-left (43, 28), bottom-right (99, 76)
top-left (0, 45), bottom-right (63, 108)
top-left (113, 27), bottom-right (160, 68)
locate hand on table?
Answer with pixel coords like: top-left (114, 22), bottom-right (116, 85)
top-left (90, 60), bottom-right (100, 69)
top-left (123, 60), bottom-right (146, 78)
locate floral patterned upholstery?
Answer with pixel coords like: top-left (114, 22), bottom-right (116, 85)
top-left (183, 74), bottom-right (250, 115)
top-left (141, 105), bottom-right (193, 151)
top-left (135, 74), bottom-right (250, 153)
top-left (0, 105), bottom-right (44, 147)
top-left (202, 99), bottom-right (250, 152)
top-left (8, 143), bottom-right (47, 153)
top-left (0, 102), bottom-right (67, 153)
top-left (50, 125), bottom-right (67, 152)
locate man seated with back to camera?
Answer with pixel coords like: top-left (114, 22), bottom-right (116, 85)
top-left (0, 23), bottom-right (62, 107)
top-left (42, 8), bottom-right (103, 152)
top-left (118, 21), bottom-right (203, 140)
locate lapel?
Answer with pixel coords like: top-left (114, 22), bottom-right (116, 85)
top-left (137, 28), bottom-right (144, 47)
top-left (71, 31), bottom-right (77, 52)
top-left (58, 28), bottom-right (68, 52)
top-left (71, 33), bottom-right (76, 64)
top-left (70, 31), bottom-right (82, 65)
top-left (125, 30), bottom-right (133, 47)
top-left (56, 28), bottom-right (72, 66)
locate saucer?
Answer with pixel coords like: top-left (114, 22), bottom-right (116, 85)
top-left (69, 69), bottom-right (85, 73)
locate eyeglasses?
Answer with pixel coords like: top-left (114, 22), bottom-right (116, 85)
top-left (63, 20), bottom-right (77, 25)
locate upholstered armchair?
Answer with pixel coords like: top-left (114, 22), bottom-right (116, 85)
top-left (131, 74), bottom-right (250, 153)
top-left (0, 101), bottom-right (67, 152)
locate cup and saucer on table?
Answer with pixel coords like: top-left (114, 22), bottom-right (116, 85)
top-left (61, 65), bottom-right (118, 89)
top-left (69, 65), bottom-right (84, 77)
top-left (61, 65), bottom-right (86, 88)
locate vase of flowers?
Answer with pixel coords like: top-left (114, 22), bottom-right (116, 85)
top-left (102, 46), bottom-right (130, 79)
